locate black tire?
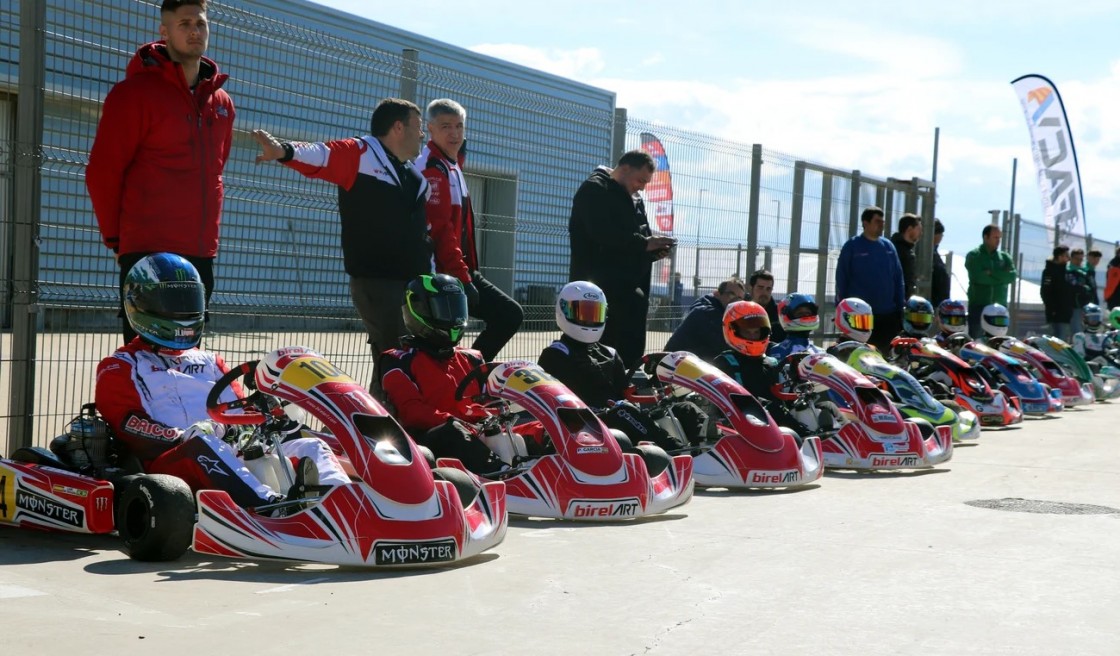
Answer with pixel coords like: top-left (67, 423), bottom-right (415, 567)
top-left (417, 445), bottom-right (437, 468)
top-left (432, 467), bottom-right (480, 508)
top-left (814, 401), bottom-right (842, 432)
top-left (635, 444), bottom-right (671, 478)
top-left (116, 474), bottom-right (196, 562)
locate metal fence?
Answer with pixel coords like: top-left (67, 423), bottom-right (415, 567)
top-left (4, 0), bottom-right (942, 451)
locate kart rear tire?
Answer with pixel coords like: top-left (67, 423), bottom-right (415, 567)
top-left (433, 467), bottom-right (480, 508)
top-left (635, 444), bottom-right (671, 478)
top-left (117, 474), bottom-right (195, 562)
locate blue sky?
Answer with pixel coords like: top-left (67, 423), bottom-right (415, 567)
top-left (313, 0), bottom-right (1120, 258)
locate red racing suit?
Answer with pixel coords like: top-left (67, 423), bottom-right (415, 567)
top-left (95, 339), bottom-right (347, 507)
top-left (417, 141), bottom-right (479, 284)
top-left (86, 42), bottom-right (234, 258)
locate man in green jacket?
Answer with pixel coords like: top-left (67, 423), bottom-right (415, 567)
top-left (965, 224), bottom-right (1017, 337)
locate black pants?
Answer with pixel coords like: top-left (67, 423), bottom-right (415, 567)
top-left (349, 277), bottom-right (408, 399)
top-left (868, 311), bottom-right (902, 353)
top-left (469, 271), bottom-right (524, 361)
top-left (600, 289), bottom-right (649, 369)
top-left (118, 252), bottom-right (214, 345)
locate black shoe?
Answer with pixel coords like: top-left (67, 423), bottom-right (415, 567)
top-left (285, 456), bottom-right (320, 506)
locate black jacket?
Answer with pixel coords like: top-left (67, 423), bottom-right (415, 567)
top-left (538, 335), bottom-right (628, 409)
top-left (890, 232), bottom-right (917, 297)
top-left (931, 248), bottom-right (950, 308)
top-left (714, 350), bottom-right (780, 402)
top-left (664, 294), bottom-right (727, 361)
top-left (569, 167), bottom-right (657, 298)
top-left (1041, 259), bottom-right (1074, 322)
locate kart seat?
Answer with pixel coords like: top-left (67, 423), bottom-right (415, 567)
top-left (9, 446), bottom-right (71, 470)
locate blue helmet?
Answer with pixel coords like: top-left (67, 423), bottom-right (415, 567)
top-left (776, 293), bottom-right (819, 332)
top-left (123, 253), bottom-right (206, 350)
top-left (902, 295), bottom-right (934, 336)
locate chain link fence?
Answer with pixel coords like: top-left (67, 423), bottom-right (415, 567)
top-left (4, 0), bottom-right (950, 451)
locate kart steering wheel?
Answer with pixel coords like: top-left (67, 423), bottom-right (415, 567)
top-left (454, 360), bottom-right (499, 402)
top-left (626, 351), bottom-right (670, 383)
top-left (206, 360), bottom-right (277, 425)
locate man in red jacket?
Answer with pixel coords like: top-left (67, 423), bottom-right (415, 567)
top-left (416, 99), bottom-right (524, 360)
top-left (86, 0), bottom-right (235, 345)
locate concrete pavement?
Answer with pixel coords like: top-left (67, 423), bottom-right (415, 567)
top-left (2, 405), bottom-right (1119, 655)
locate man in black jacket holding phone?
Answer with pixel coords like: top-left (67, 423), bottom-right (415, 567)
top-left (568, 150), bottom-right (675, 367)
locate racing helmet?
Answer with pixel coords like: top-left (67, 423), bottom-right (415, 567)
top-left (557, 281), bottom-right (607, 343)
top-left (402, 273), bottom-right (469, 351)
top-left (776, 293), bottom-right (819, 333)
top-left (1110, 307), bottom-right (1120, 331)
top-left (1082, 303), bottom-right (1104, 333)
top-left (722, 300), bottom-right (771, 357)
top-left (834, 297), bottom-right (873, 343)
top-left (123, 253), bottom-right (206, 350)
top-left (945, 332), bottom-right (972, 355)
top-left (980, 303), bottom-right (1010, 338)
top-left (902, 295), bottom-right (935, 336)
top-left (936, 299), bottom-right (968, 335)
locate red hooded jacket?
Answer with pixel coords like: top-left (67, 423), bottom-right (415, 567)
top-left (86, 42), bottom-right (234, 258)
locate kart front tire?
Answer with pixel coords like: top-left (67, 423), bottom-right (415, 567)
top-left (117, 474), bottom-right (195, 562)
top-left (433, 467), bottom-right (480, 508)
top-left (635, 444), bottom-right (671, 478)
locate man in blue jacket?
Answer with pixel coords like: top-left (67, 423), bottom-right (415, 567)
top-left (835, 206), bottom-right (905, 352)
top-left (664, 277), bottom-right (746, 361)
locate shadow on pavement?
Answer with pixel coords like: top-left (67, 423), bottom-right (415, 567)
top-left (824, 467), bottom-right (952, 480)
top-left (695, 483), bottom-right (822, 497)
top-left (0, 528), bottom-right (120, 566)
top-left (508, 512), bottom-right (688, 530)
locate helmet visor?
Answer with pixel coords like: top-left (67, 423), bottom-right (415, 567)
top-left (731, 314), bottom-right (770, 340)
top-left (425, 292), bottom-right (469, 328)
top-left (844, 313), bottom-right (873, 331)
top-left (984, 313), bottom-right (1009, 327)
top-left (940, 314), bottom-right (966, 327)
top-left (130, 281), bottom-right (205, 319)
top-left (561, 299), bottom-right (607, 327)
top-left (906, 311), bottom-right (934, 328)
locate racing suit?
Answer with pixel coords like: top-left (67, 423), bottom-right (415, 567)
top-left (714, 351), bottom-right (815, 437)
top-left (381, 342), bottom-right (530, 472)
top-left (767, 332), bottom-right (824, 362)
top-left (537, 335), bottom-right (697, 451)
top-left (95, 340), bottom-right (349, 507)
top-left (1072, 330), bottom-right (1115, 362)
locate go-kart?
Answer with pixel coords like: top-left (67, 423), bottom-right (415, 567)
top-left (1027, 335), bottom-right (1120, 401)
top-left (446, 360), bottom-right (693, 520)
top-left (781, 353), bottom-right (952, 470)
top-left (193, 346), bottom-right (507, 567)
top-left (989, 336), bottom-right (1094, 407)
top-left (955, 341), bottom-right (1060, 416)
top-left (832, 341), bottom-right (980, 443)
top-left (896, 339), bottom-right (1022, 427)
top-left (625, 351), bottom-right (822, 490)
top-left (0, 404), bottom-right (196, 562)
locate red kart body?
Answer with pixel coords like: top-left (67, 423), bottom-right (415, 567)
top-left (903, 339), bottom-right (1023, 427)
top-left (651, 351), bottom-right (823, 489)
top-left (439, 360), bottom-right (693, 520)
top-left (0, 458), bottom-right (115, 534)
top-left (989, 337), bottom-right (1093, 407)
top-left (797, 353), bottom-right (952, 470)
top-left (193, 347), bottom-right (507, 567)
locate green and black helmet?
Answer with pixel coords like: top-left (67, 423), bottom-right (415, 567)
top-left (402, 273), bottom-right (469, 351)
top-left (123, 253), bottom-right (206, 350)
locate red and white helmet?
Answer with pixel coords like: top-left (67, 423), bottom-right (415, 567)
top-left (834, 297), bottom-right (874, 343)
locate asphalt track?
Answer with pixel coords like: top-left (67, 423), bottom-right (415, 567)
top-left (3, 404), bottom-right (1119, 656)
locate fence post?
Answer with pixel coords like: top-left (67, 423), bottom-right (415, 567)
top-left (612, 108), bottom-right (628, 166)
top-left (9, 0), bottom-right (46, 450)
top-left (398, 48), bottom-right (419, 104)
top-left (849, 170), bottom-right (861, 238)
top-left (746, 144), bottom-right (762, 276)
top-left (788, 161), bottom-right (806, 292)
top-left (763, 245), bottom-right (772, 273)
top-left (816, 172), bottom-right (832, 335)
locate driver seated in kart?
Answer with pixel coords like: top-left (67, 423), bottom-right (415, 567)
top-left (95, 253), bottom-right (350, 510)
top-left (767, 293), bottom-right (824, 362)
top-left (933, 299), bottom-right (969, 347)
top-left (713, 301), bottom-right (816, 437)
top-left (885, 295), bottom-right (935, 364)
top-left (537, 281), bottom-right (703, 452)
top-left (1072, 303), bottom-right (1116, 362)
top-left (978, 303), bottom-right (1011, 344)
top-left (380, 273), bottom-right (515, 474)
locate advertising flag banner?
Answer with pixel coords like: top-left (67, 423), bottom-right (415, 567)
top-left (1011, 74), bottom-right (1087, 236)
top-left (639, 133), bottom-right (675, 234)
